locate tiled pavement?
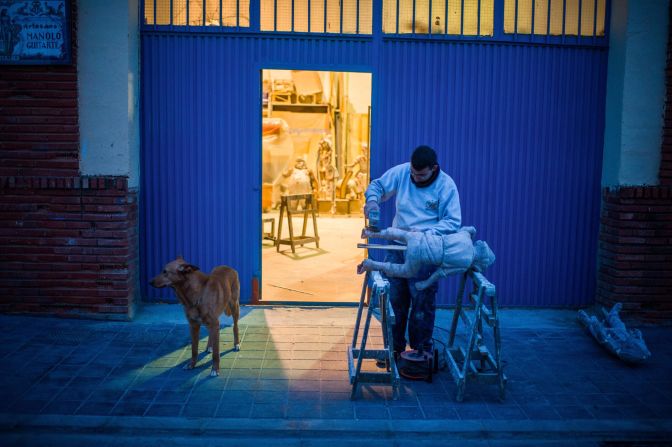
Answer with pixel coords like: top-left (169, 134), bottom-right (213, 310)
top-left (1, 306), bottom-right (671, 445)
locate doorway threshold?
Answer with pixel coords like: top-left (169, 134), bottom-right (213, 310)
top-left (253, 301), bottom-right (359, 307)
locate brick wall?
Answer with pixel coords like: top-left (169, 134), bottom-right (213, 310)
top-left (596, 4), bottom-right (672, 322)
top-left (662, 2), bottom-right (672, 185)
top-left (0, 177), bottom-right (139, 319)
top-left (0, 2), bottom-right (140, 320)
top-left (597, 188), bottom-right (672, 322)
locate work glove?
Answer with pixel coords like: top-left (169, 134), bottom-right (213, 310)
top-left (364, 200), bottom-right (379, 219)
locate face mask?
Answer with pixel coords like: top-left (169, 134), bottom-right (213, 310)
top-left (410, 165), bottom-right (439, 188)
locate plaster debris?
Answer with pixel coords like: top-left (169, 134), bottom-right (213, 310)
top-left (578, 303), bottom-right (651, 364)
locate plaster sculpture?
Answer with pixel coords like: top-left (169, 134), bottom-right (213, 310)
top-left (281, 156), bottom-right (317, 195)
top-left (277, 156), bottom-right (317, 210)
top-left (357, 226), bottom-right (495, 290)
top-left (316, 136), bottom-right (339, 200)
top-left (343, 144), bottom-right (369, 200)
top-left (577, 303), bottom-right (651, 364)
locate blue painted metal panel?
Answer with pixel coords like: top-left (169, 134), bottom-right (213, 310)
top-left (141, 33), bottom-right (607, 306)
top-left (373, 41), bottom-right (607, 306)
top-left (140, 34), bottom-right (374, 302)
top-left (141, 35), bottom-right (261, 302)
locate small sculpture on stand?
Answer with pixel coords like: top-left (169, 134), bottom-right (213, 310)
top-left (279, 156), bottom-right (317, 211)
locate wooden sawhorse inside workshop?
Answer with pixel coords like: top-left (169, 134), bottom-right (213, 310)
top-left (446, 269), bottom-right (506, 402)
top-left (275, 193), bottom-right (319, 254)
top-left (348, 271), bottom-right (400, 400)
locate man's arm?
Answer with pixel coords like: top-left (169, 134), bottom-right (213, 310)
top-left (364, 163), bottom-right (404, 205)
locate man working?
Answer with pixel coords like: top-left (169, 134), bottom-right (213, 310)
top-left (364, 145), bottom-right (461, 367)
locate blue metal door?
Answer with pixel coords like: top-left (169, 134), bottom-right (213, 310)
top-left (140, 1), bottom-right (609, 306)
top-left (140, 36), bottom-right (375, 303)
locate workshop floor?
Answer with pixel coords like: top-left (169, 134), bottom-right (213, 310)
top-left (261, 212), bottom-right (366, 303)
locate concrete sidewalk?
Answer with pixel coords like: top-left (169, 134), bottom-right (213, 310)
top-left (1, 305), bottom-right (671, 446)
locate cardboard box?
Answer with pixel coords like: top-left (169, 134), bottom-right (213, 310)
top-left (292, 71), bottom-right (323, 96)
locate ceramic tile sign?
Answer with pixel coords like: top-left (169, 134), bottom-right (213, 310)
top-left (0, 0), bottom-right (71, 64)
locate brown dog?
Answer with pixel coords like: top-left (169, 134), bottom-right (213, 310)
top-left (150, 256), bottom-right (240, 376)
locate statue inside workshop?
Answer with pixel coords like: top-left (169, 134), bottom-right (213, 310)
top-left (316, 136), bottom-right (339, 201)
top-left (343, 144), bottom-right (369, 201)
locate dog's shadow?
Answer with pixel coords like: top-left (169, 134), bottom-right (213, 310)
top-left (188, 346), bottom-right (237, 369)
top-left (173, 307), bottom-right (254, 374)
top-left (181, 312), bottom-right (252, 372)
top-left (194, 346), bottom-right (237, 360)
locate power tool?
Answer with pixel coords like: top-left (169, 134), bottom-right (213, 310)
top-left (367, 208), bottom-right (380, 232)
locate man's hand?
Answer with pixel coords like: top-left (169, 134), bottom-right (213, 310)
top-left (356, 262), bottom-right (366, 274)
top-left (356, 259), bottom-right (374, 274)
top-left (361, 228), bottom-right (379, 239)
top-left (364, 200), bottom-right (379, 219)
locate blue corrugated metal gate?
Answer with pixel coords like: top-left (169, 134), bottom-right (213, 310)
top-left (140, 6), bottom-right (609, 307)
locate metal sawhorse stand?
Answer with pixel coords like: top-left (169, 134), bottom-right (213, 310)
top-left (446, 269), bottom-right (506, 402)
top-left (348, 271), bottom-right (400, 400)
top-left (276, 193), bottom-right (319, 254)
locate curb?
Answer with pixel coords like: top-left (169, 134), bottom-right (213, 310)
top-left (2, 414), bottom-right (671, 441)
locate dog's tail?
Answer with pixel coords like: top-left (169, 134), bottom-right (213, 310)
top-left (231, 271), bottom-right (241, 349)
top-left (219, 268), bottom-right (240, 319)
top-left (232, 270), bottom-right (240, 319)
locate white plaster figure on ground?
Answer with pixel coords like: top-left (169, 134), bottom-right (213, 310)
top-left (578, 303), bottom-right (651, 364)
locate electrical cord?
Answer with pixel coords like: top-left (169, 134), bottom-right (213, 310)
top-left (432, 325), bottom-right (451, 371)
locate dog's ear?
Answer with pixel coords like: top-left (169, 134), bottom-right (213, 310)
top-left (177, 263), bottom-right (199, 274)
top-left (176, 254), bottom-right (184, 260)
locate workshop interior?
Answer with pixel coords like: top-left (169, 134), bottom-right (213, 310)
top-left (261, 69), bottom-right (372, 303)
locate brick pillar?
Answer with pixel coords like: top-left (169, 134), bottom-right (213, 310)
top-left (661, 1), bottom-right (672, 185)
top-left (0, 2), bottom-right (140, 319)
top-left (597, 186), bottom-right (672, 322)
top-left (597, 2), bottom-right (672, 322)
top-left (0, 177), bottom-right (138, 319)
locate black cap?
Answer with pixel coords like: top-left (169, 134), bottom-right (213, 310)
top-left (411, 145), bottom-right (438, 170)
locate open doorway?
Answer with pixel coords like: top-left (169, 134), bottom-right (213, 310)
top-left (261, 69), bottom-right (372, 303)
